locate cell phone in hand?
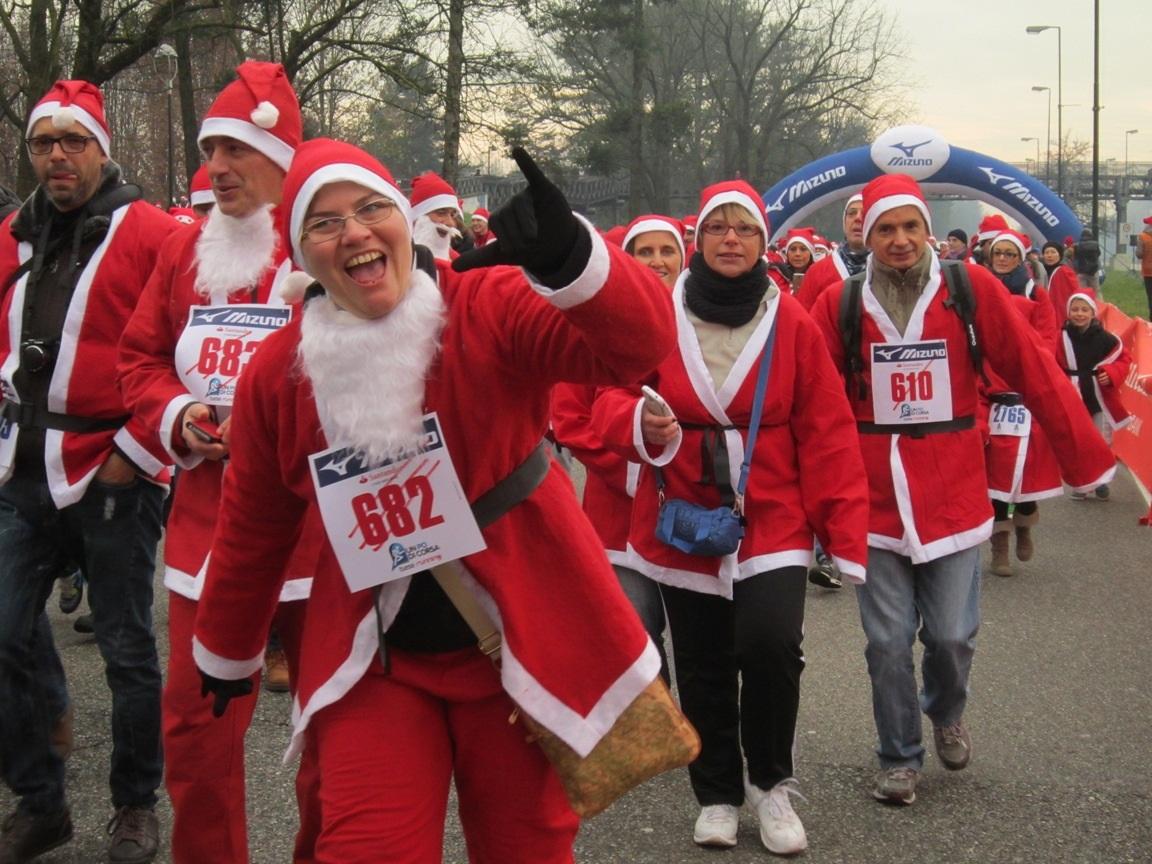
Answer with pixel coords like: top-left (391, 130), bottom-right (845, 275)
top-left (186, 419), bottom-right (223, 444)
top-left (641, 385), bottom-right (673, 418)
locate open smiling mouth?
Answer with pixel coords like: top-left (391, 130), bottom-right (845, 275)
top-left (346, 251), bottom-right (387, 285)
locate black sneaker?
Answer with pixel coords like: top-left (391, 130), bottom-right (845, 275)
top-left (107, 806), bottom-right (159, 864)
top-left (57, 569), bottom-right (83, 614)
top-left (73, 613), bottom-right (94, 634)
top-left (0, 807), bottom-right (73, 864)
top-left (807, 554), bottom-right (842, 590)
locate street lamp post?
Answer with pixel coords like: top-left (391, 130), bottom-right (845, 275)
top-left (1026, 25), bottom-right (1062, 197)
top-left (155, 44), bottom-right (178, 207)
top-left (1021, 137), bottom-right (1040, 175)
top-left (1091, 0), bottom-right (1100, 237)
top-left (1031, 85), bottom-right (1052, 185)
top-left (1124, 129), bottom-right (1139, 185)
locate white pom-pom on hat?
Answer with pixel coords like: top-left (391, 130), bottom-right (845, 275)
top-left (279, 270), bottom-right (315, 304)
top-left (52, 107), bottom-right (77, 130)
top-left (250, 100), bottom-right (280, 129)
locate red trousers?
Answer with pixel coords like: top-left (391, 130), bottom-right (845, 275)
top-left (165, 593), bottom-right (321, 863)
top-left (306, 647), bottom-right (578, 864)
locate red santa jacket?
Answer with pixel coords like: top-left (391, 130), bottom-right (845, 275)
top-left (592, 279), bottom-right (869, 598)
top-left (1046, 263), bottom-right (1087, 322)
top-left (795, 249), bottom-right (852, 311)
top-left (550, 382), bottom-right (638, 562)
top-left (810, 254), bottom-right (1115, 563)
top-left (118, 216), bottom-right (318, 601)
top-left (0, 201), bottom-right (179, 506)
top-left (982, 280), bottom-right (1063, 502)
top-left (192, 233), bottom-right (677, 759)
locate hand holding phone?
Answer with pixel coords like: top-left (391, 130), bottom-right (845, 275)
top-left (185, 419), bottom-right (223, 444)
top-left (641, 385), bottom-right (674, 418)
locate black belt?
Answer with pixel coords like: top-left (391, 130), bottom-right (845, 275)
top-left (470, 441), bottom-right (552, 528)
top-left (0, 400), bottom-right (128, 433)
top-left (856, 414), bottom-right (975, 438)
top-left (988, 393), bottom-right (1023, 406)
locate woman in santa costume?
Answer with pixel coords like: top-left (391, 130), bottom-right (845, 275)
top-left (979, 231), bottom-right (1064, 577)
top-left (590, 181), bottom-right (870, 856)
top-left (1061, 291), bottom-right (1133, 500)
top-left (117, 60), bottom-right (322, 864)
top-left (550, 214), bottom-right (685, 683)
top-left (778, 227), bottom-right (817, 292)
top-left (191, 139), bottom-right (676, 863)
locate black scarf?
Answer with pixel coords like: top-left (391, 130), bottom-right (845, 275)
top-left (838, 245), bottom-right (869, 276)
top-left (994, 263), bottom-right (1032, 297)
top-left (684, 251), bottom-right (771, 327)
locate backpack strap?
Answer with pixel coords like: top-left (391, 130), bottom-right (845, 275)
top-left (938, 260), bottom-right (989, 386)
top-left (838, 272), bottom-right (868, 399)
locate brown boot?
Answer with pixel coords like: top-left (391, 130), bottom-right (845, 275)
top-left (1014, 509), bottom-right (1039, 561)
top-left (263, 648), bottom-right (291, 693)
top-left (990, 521), bottom-right (1013, 577)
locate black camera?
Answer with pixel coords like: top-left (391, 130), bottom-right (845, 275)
top-left (20, 338), bottom-right (55, 374)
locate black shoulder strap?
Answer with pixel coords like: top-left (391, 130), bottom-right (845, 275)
top-left (838, 272), bottom-right (868, 399)
top-left (939, 260), bottom-right (988, 385)
top-left (413, 244), bottom-right (438, 281)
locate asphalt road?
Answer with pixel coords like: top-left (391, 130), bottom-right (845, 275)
top-left (7, 466), bottom-right (1151, 863)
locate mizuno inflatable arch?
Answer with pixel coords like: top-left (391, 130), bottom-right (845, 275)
top-left (762, 125), bottom-right (1083, 244)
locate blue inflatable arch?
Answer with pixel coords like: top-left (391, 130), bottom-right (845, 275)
top-left (762, 125), bottom-right (1082, 244)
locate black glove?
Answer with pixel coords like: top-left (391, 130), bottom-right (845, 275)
top-left (452, 147), bottom-right (591, 288)
top-left (200, 670), bottom-right (254, 718)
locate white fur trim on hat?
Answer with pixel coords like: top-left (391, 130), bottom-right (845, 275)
top-left (26, 101), bottom-right (111, 157)
top-left (279, 270), bottom-right (316, 304)
top-left (289, 162), bottom-right (411, 270)
top-left (198, 116), bottom-right (295, 172)
top-left (843, 193), bottom-right (863, 218)
top-left (622, 218), bottom-right (686, 262)
top-left (190, 189), bottom-right (215, 207)
top-left (697, 191), bottom-right (769, 247)
top-left (786, 235), bottom-right (816, 254)
top-left (250, 100), bottom-right (280, 130)
top-left (1067, 292), bottom-right (1098, 315)
top-left (410, 193), bottom-right (461, 222)
top-left (989, 232), bottom-right (1027, 260)
top-left (862, 193), bottom-right (931, 241)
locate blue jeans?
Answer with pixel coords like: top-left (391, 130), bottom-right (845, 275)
top-left (0, 471), bottom-right (163, 814)
top-left (854, 546), bottom-right (981, 770)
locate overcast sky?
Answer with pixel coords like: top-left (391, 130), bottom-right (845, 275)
top-left (888, 0), bottom-right (1146, 167)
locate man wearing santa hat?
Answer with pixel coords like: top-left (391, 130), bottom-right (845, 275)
top-left (797, 193), bottom-right (867, 313)
top-left (118, 60), bottom-right (320, 864)
top-left (808, 173), bottom-right (1115, 807)
top-left (409, 171), bottom-right (464, 260)
top-left (0, 80), bottom-right (180, 863)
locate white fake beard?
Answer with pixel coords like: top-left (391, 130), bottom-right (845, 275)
top-left (412, 214), bottom-right (459, 261)
top-left (298, 268), bottom-right (446, 466)
top-left (194, 204), bottom-right (278, 303)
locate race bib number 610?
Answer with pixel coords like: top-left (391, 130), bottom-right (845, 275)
top-left (309, 413), bottom-right (486, 593)
top-left (870, 339), bottom-right (954, 425)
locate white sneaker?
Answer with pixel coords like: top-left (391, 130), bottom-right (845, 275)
top-left (747, 779), bottom-right (808, 856)
top-left (693, 804), bottom-right (739, 848)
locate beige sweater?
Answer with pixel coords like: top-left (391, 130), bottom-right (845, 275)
top-left (868, 248), bottom-right (933, 336)
top-left (684, 284), bottom-right (778, 390)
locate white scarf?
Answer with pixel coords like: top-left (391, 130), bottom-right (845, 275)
top-left (194, 205), bottom-right (278, 304)
top-left (297, 268), bottom-right (446, 466)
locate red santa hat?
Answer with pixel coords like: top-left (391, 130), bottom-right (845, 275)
top-left (696, 180), bottom-right (769, 247)
top-left (1143, 216), bottom-right (1152, 225)
top-left (26, 80), bottom-right (111, 156)
top-left (622, 214), bottom-right (685, 261)
top-left (782, 227), bottom-right (818, 255)
top-left (861, 173), bottom-right (932, 241)
top-left (602, 225), bottom-right (628, 248)
top-left (409, 172), bottom-right (461, 221)
top-left (976, 213), bottom-right (1012, 243)
top-left (197, 60), bottom-right (301, 172)
top-left (188, 165), bottom-right (213, 207)
top-left (682, 215), bottom-right (698, 229)
top-left (280, 138), bottom-right (410, 278)
top-left (167, 206), bottom-right (197, 225)
top-left (471, 207), bottom-right (490, 224)
top-left (989, 230), bottom-right (1030, 260)
top-left (1066, 291), bottom-right (1098, 316)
